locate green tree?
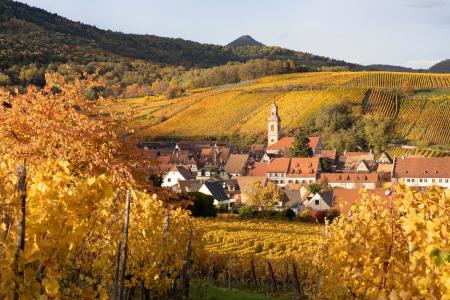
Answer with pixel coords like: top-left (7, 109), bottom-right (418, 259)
top-left (308, 183), bottom-right (322, 194)
top-left (289, 130), bottom-right (313, 157)
top-left (188, 192), bottom-right (217, 217)
top-left (363, 115), bottom-right (393, 153)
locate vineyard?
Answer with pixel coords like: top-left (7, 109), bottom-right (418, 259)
top-left (101, 71), bottom-right (450, 147)
top-left (193, 187), bottom-right (450, 299)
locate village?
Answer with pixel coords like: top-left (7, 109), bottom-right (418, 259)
top-left (139, 103), bottom-right (450, 215)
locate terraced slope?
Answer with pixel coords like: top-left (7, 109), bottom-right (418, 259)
top-left (99, 72), bottom-right (450, 147)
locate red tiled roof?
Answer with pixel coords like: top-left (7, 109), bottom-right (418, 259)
top-left (309, 136), bottom-right (321, 150)
top-left (318, 172), bottom-right (379, 183)
top-left (267, 158), bottom-right (290, 173)
top-left (224, 154), bottom-right (249, 174)
top-left (319, 149), bottom-right (337, 160)
top-left (393, 157), bottom-right (450, 178)
top-left (249, 162), bottom-right (269, 176)
top-left (287, 157), bottom-right (320, 178)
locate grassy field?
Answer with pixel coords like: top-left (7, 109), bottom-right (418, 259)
top-left (189, 280), bottom-right (290, 300)
top-left (97, 71), bottom-right (450, 147)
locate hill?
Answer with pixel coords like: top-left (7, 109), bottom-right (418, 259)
top-left (429, 59), bottom-right (450, 73)
top-left (227, 35), bottom-right (265, 47)
top-left (0, 0), bottom-right (364, 90)
top-left (98, 71), bottom-right (450, 148)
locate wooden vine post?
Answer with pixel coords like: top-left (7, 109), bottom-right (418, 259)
top-left (292, 261), bottom-right (303, 299)
top-left (13, 163), bottom-right (27, 300)
top-left (119, 190), bottom-right (131, 300)
top-left (113, 240), bottom-right (122, 300)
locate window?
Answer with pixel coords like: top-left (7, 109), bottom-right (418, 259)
top-left (271, 124), bottom-right (274, 131)
top-left (439, 179), bottom-right (442, 183)
top-left (167, 178), bottom-right (171, 182)
top-left (302, 180), bottom-right (306, 183)
top-left (446, 179), bottom-right (449, 183)
top-left (419, 179), bottom-right (423, 183)
top-left (432, 179), bottom-right (435, 183)
top-left (407, 179), bottom-right (410, 183)
top-left (424, 179), bottom-right (427, 183)
top-left (315, 200), bottom-right (320, 206)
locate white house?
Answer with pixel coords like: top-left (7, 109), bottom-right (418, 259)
top-left (392, 157), bottom-right (450, 188)
top-left (267, 157), bottom-right (320, 187)
top-left (161, 165), bottom-right (194, 188)
top-left (303, 191), bottom-right (333, 211)
top-left (318, 173), bottom-right (378, 189)
top-left (198, 181), bottom-right (230, 206)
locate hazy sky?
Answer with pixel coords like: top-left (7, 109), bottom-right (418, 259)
top-left (20, 0), bottom-right (450, 69)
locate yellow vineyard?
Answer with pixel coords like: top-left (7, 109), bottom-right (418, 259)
top-left (99, 71), bottom-right (450, 146)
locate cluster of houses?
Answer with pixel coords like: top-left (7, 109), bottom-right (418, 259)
top-left (139, 103), bottom-right (450, 213)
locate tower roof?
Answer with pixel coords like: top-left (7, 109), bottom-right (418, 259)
top-left (268, 103), bottom-right (280, 121)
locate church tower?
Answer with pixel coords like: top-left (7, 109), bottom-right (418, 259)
top-left (267, 102), bottom-right (281, 146)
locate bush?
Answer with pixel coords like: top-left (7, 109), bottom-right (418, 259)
top-left (239, 206), bottom-right (257, 218)
top-left (188, 192), bottom-right (217, 217)
top-left (217, 203), bottom-right (229, 214)
top-left (279, 208), bottom-right (296, 221)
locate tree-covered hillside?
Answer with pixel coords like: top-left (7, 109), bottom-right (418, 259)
top-left (0, 0), bottom-right (363, 94)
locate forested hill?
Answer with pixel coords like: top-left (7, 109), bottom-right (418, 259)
top-left (0, 0), bottom-right (361, 84)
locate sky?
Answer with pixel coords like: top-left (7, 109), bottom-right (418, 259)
top-left (20, 0), bottom-right (450, 69)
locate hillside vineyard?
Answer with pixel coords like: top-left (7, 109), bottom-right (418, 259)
top-left (100, 71), bottom-right (450, 147)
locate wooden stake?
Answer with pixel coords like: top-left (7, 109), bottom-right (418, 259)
top-left (268, 260), bottom-right (277, 293)
top-left (227, 256), bottom-right (231, 290)
top-left (119, 190), bottom-right (131, 300)
top-left (292, 261), bottom-right (303, 299)
top-left (251, 259), bottom-right (257, 288)
top-left (13, 163), bottom-right (26, 300)
top-left (113, 240), bottom-right (122, 300)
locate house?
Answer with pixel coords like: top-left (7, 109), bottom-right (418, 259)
top-left (378, 152), bottom-right (393, 164)
top-left (250, 144), bottom-right (265, 162)
top-left (318, 173), bottom-right (379, 189)
top-left (319, 149), bottom-right (337, 162)
top-left (248, 162), bottom-right (269, 177)
top-left (161, 166), bottom-right (195, 188)
top-left (199, 144), bottom-right (230, 167)
top-left (332, 188), bottom-right (390, 213)
top-left (196, 165), bottom-right (221, 181)
top-left (338, 151), bottom-right (375, 171)
top-left (236, 176), bottom-right (267, 205)
top-left (392, 157), bottom-right (450, 188)
top-left (224, 154), bottom-right (249, 177)
top-left (303, 191), bottom-right (334, 211)
top-left (356, 160), bottom-right (372, 173)
top-left (218, 179), bottom-right (241, 203)
top-left (177, 180), bottom-right (203, 193)
top-left (267, 157), bottom-right (320, 187)
top-left (283, 185), bottom-right (311, 213)
top-left (198, 181), bottom-right (230, 206)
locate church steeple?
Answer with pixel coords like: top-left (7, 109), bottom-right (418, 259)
top-left (267, 102), bottom-right (281, 146)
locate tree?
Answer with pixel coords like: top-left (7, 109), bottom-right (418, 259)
top-left (247, 181), bottom-right (283, 210)
top-left (363, 115), bottom-right (393, 153)
top-left (188, 192), bottom-right (217, 217)
top-left (308, 183), bottom-right (322, 194)
top-left (289, 130), bottom-right (313, 157)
